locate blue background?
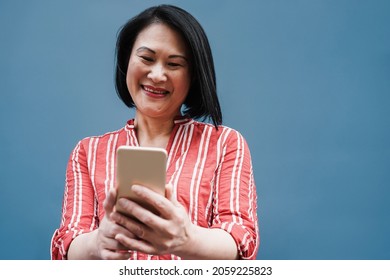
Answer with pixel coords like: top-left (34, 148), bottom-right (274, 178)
top-left (0, 0), bottom-right (389, 260)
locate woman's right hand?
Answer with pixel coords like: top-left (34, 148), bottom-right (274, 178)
top-left (94, 187), bottom-right (135, 259)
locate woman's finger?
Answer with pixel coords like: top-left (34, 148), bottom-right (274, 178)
top-left (110, 210), bottom-right (149, 239)
top-left (131, 184), bottom-right (175, 219)
top-left (103, 187), bottom-right (117, 215)
top-left (115, 233), bottom-right (157, 255)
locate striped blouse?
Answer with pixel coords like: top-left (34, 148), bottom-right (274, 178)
top-left (51, 118), bottom-right (259, 260)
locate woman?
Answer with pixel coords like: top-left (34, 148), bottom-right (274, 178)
top-left (51, 4), bottom-right (259, 260)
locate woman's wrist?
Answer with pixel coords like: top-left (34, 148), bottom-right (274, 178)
top-left (173, 225), bottom-right (239, 260)
top-left (87, 230), bottom-right (101, 259)
top-left (173, 223), bottom-right (200, 260)
top-left (68, 230), bottom-right (100, 260)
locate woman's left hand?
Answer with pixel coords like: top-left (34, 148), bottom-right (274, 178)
top-left (110, 183), bottom-right (194, 256)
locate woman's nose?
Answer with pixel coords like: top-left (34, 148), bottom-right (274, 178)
top-left (147, 64), bottom-right (167, 83)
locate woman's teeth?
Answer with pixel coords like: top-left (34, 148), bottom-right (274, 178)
top-left (143, 86), bottom-right (169, 95)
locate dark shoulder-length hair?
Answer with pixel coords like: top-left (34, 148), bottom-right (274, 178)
top-left (115, 4), bottom-right (222, 127)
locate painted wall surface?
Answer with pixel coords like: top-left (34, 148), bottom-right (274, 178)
top-left (0, 0), bottom-right (389, 259)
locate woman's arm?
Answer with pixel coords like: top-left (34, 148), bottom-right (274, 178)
top-left (51, 139), bottom-right (136, 260)
top-left (51, 140), bottom-right (98, 260)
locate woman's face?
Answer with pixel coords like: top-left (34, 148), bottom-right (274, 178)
top-left (126, 23), bottom-right (191, 121)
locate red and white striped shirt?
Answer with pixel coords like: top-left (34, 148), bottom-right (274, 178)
top-left (51, 118), bottom-right (259, 259)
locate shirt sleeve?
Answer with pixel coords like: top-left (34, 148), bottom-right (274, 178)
top-left (210, 130), bottom-right (260, 259)
top-left (51, 139), bottom-right (99, 260)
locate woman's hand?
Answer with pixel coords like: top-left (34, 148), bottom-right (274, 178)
top-left (92, 187), bottom-right (137, 259)
top-left (110, 184), bottom-right (195, 256)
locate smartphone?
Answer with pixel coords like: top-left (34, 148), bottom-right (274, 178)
top-left (115, 146), bottom-right (167, 215)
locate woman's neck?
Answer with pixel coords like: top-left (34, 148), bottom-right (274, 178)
top-left (134, 113), bottom-right (176, 148)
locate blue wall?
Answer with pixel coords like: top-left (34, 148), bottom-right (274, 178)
top-left (0, 0), bottom-right (389, 259)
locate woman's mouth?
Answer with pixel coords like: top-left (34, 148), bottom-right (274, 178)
top-left (142, 85), bottom-right (170, 97)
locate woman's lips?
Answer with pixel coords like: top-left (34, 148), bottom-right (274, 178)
top-left (142, 85), bottom-right (170, 97)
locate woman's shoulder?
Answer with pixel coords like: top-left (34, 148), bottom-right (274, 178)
top-left (185, 119), bottom-right (247, 143)
top-left (83, 127), bottom-right (126, 141)
top-left (75, 122), bottom-right (130, 147)
top-left (189, 119), bottom-right (241, 133)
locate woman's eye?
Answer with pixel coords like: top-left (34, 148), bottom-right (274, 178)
top-left (168, 62), bottom-right (181, 67)
top-left (140, 56), bottom-right (153, 62)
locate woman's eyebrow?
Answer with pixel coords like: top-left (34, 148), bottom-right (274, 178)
top-left (169, 54), bottom-right (188, 61)
top-left (136, 46), bottom-right (155, 54)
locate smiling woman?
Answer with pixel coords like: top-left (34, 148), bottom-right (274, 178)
top-left (126, 24), bottom-right (191, 124)
top-left (51, 4), bottom-right (259, 260)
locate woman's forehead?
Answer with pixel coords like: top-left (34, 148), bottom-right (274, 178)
top-left (132, 23), bottom-right (189, 57)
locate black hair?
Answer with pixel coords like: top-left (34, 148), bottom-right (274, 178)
top-left (115, 4), bottom-right (222, 127)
